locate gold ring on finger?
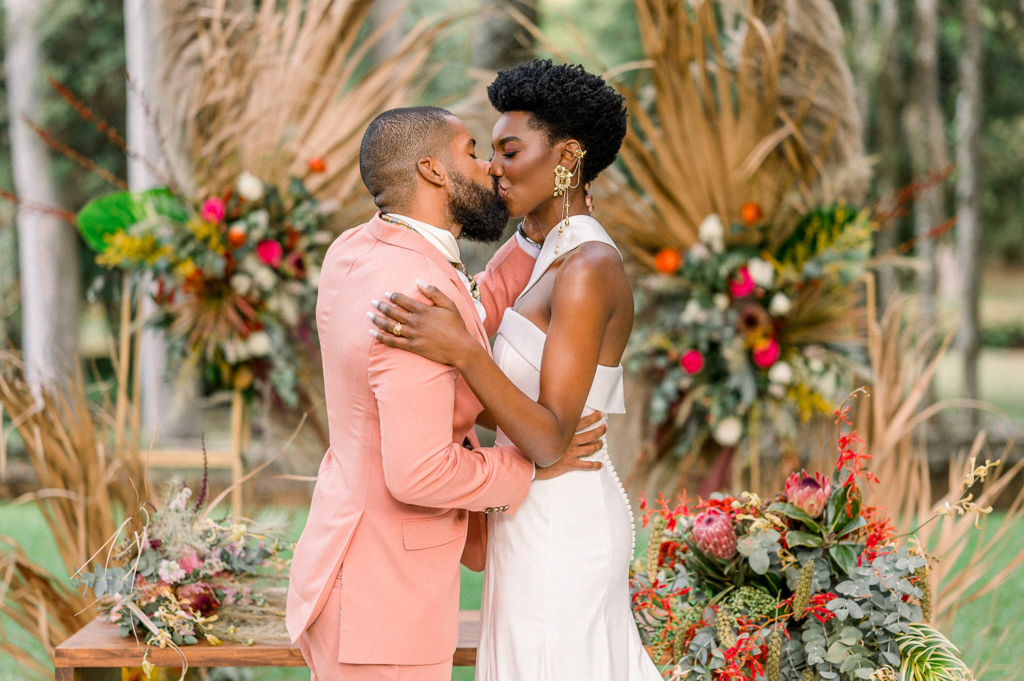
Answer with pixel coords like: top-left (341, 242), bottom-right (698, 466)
top-left (393, 322), bottom-right (403, 337)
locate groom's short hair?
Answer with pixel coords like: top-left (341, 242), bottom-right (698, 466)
top-left (359, 106), bottom-right (457, 212)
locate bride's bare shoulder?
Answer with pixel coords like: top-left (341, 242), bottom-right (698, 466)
top-left (552, 241), bottom-right (631, 306)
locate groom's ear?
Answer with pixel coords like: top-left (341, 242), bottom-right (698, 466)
top-left (416, 156), bottom-right (447, 188)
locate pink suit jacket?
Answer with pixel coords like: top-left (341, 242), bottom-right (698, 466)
top-left (286, 214), bottom-right (535, 665)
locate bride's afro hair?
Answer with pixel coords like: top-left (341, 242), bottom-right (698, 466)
top-left (487, 60), bottom-right (627, 185)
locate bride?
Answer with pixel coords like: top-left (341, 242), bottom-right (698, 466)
top-left (368, 60), bottom-right (661, 680)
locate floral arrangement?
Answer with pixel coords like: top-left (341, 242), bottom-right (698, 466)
top-left (630, 397), bottom-right (985, 681)
top-left (628, 201), bottom-right (871, 467)
top-left (77, 166), bottom-right (335, 404)
top-left (74, 473), bottom-right (292, 653)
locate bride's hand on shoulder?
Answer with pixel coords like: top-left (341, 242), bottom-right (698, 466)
top-left (368, 280), bottom-right (475, 366)
top-left (534, 411), bottom-right (606, 480)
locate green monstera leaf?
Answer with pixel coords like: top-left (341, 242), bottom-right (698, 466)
top-left (77, 188), bottom-right (188, 252)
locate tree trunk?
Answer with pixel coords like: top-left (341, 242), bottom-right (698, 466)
top-left (126, 0), bottom-right (199, 439)
top-left (956, 0), bottom-right (983, 425)
top-left (472, 0), bottom-right (538, 72)
top-left (905, 0), bottom-right (948, 332)
top-left (875, 0), bottom-right (900, 309)
top-left (851, 0), bottom-right (873, 130)
top-left (5, 0), bottom-right (81, 390)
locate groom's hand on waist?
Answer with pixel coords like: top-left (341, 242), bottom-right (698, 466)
top-left (534, 411), bottom-right (607, 480)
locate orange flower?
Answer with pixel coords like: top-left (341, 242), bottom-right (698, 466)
top-left (227, 225), bottom-right (247, 249)
top-left (740, 201), bottom-right (763, 226)
top-left (654, 248), bottom-right (681, 274)
top-left (308, 157), bottom-right (327, 174)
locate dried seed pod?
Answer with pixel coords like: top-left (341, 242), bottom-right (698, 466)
top-left (714, 608), bottom-right (736, 650)
top-left (766, 629), bottom-right (782, 681)
top-left (793, 560), bottom-right (815, 619)
top-left (915, 565), bottom-right (932, 621)
top-left (647, 516), bottom-right (668, 582)
top-left (673, 622), bottom-right (687, 662)
top-left (803, 668), bottom-right (816, 681)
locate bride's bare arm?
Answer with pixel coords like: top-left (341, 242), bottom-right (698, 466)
top-left (369, 247), bottom-right (623, 468)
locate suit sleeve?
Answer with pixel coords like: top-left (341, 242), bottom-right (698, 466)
top-left (367, 289), bottom-right (534, 512)
top-left (475, 236), bottom-right (538, 338)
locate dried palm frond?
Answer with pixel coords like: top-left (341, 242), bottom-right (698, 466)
top-left (166, 0), bottom-right (448, 218)
top-left (601, 0), bottom-right (866, 266)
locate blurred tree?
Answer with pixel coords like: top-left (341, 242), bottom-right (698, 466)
top-left (875, 0), bottom-right (903, 306)
top-left (955, 0), bottom-right (982, 417)
top-left (904, 0), bottom-right (948, 332)
top-left (4, 0), bottom-right (80, 389)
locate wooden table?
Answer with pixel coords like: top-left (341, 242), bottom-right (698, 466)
top-left (55, 611), bottom-right (481, 679)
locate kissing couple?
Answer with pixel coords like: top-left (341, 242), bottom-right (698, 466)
top-left (287, 60), bottom-right (662, 681)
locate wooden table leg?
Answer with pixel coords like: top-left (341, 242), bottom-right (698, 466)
top-left (55, 668), bottom-right (73, 681)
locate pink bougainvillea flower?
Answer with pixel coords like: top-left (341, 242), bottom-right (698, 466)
top-left (200, 197), bottom-right (226, 224)
top-left (752, 338), bottom-right (781, 368)
top-left (679, 349), bottom-right (705, 375)
top-left (175, 582), bottom-right (221, 617)
top-left (256, 239), bottom-right (284, 268)
top-left (729, 266), bottom-right (756, 298)
top-left (784, 469), bottom-right (832, 518)
top-left (692, 508), bottom-right (738, 560)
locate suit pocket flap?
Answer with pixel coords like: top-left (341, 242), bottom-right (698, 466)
top-left (402, 508), bottom-right (467, 551)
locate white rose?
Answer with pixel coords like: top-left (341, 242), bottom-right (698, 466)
top-left (713, 416), bottom-right (743, 447)
top-left (312, 230), bottom-right (334, 246)
top-left (768, 361), bottom-right (793, 385)
top-left (698, 214), bottom-right (725, 252)
top-left (768, 384), bottom-right (785, 398)
top-left (237, 171), bottom-right (265, 202)
top-left (253, 265), bottom-right (277, 291)
top-left (247, 331), bottom-right (272, 357)
top-left (222, 338), bottom-right (250, 364)
top-left (230, 273), bottom-right (252, 296)
top-left (808, 357), bottom-right (825, 373)
top-left (271, 294), bottom-right (300, 327)
top-left (747, 257), bottom-right (774, 288)
top-left (680, 299), bottom-right (708, 325)
top-left (307, 264), bottom-right (321, 288)
top-left (713, 294), bottom-right (730, 311)
top-left (769, 292), bottom-right (792, 316)
top-left (688, 242), bottom-right (709, 261)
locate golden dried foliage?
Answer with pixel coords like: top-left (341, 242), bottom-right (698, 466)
top-left (0, 538), bottom-right (90, 676)
top-left (0, 281), bottom-right (146, 674)
top-left (167, 0), bottom-right (447, 215)
top-left (600, 0), bottom-right (866, 268)
top-left (855, 291), bottom-right (1024, 633)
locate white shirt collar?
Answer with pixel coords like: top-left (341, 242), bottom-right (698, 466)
top-left (384, 213), bottom-right (486, 323)
top-left (386, 213), bottom-right (461, 264)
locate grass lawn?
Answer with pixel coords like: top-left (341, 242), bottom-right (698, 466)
top-left (2, 505), bottom-right (1022, 680)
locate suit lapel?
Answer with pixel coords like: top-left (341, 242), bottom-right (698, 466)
top-left (368, 215), bottom-right (490, 351)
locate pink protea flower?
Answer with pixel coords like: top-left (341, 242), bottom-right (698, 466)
top-left (679, 349), bottom-right (705, 375)
top-left (692, 508), bottom-right (738, 560)
top-left (785, 469), bottom-right (832, 518)
top-left (175, 582), bottom-right (221, 617)
top-left (256, 239), bottom-right (284, 268)
top-left (752, 338), bottom-right (781, 368)
top-left (200, 197), bottom-right (226, 223)
top-left (730, 266), bottom-right (756, 298)
top-left (178, 548), bottom-right (202, 574)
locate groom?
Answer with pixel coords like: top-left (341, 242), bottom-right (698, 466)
top-left (286, 106), bottom-right (603, 680)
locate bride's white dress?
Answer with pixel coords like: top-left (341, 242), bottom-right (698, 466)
top-left (475, 215), bottom-right (662, 681)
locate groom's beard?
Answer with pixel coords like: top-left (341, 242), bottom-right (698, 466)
top-left (446, 170), bottom-right (509, 243)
